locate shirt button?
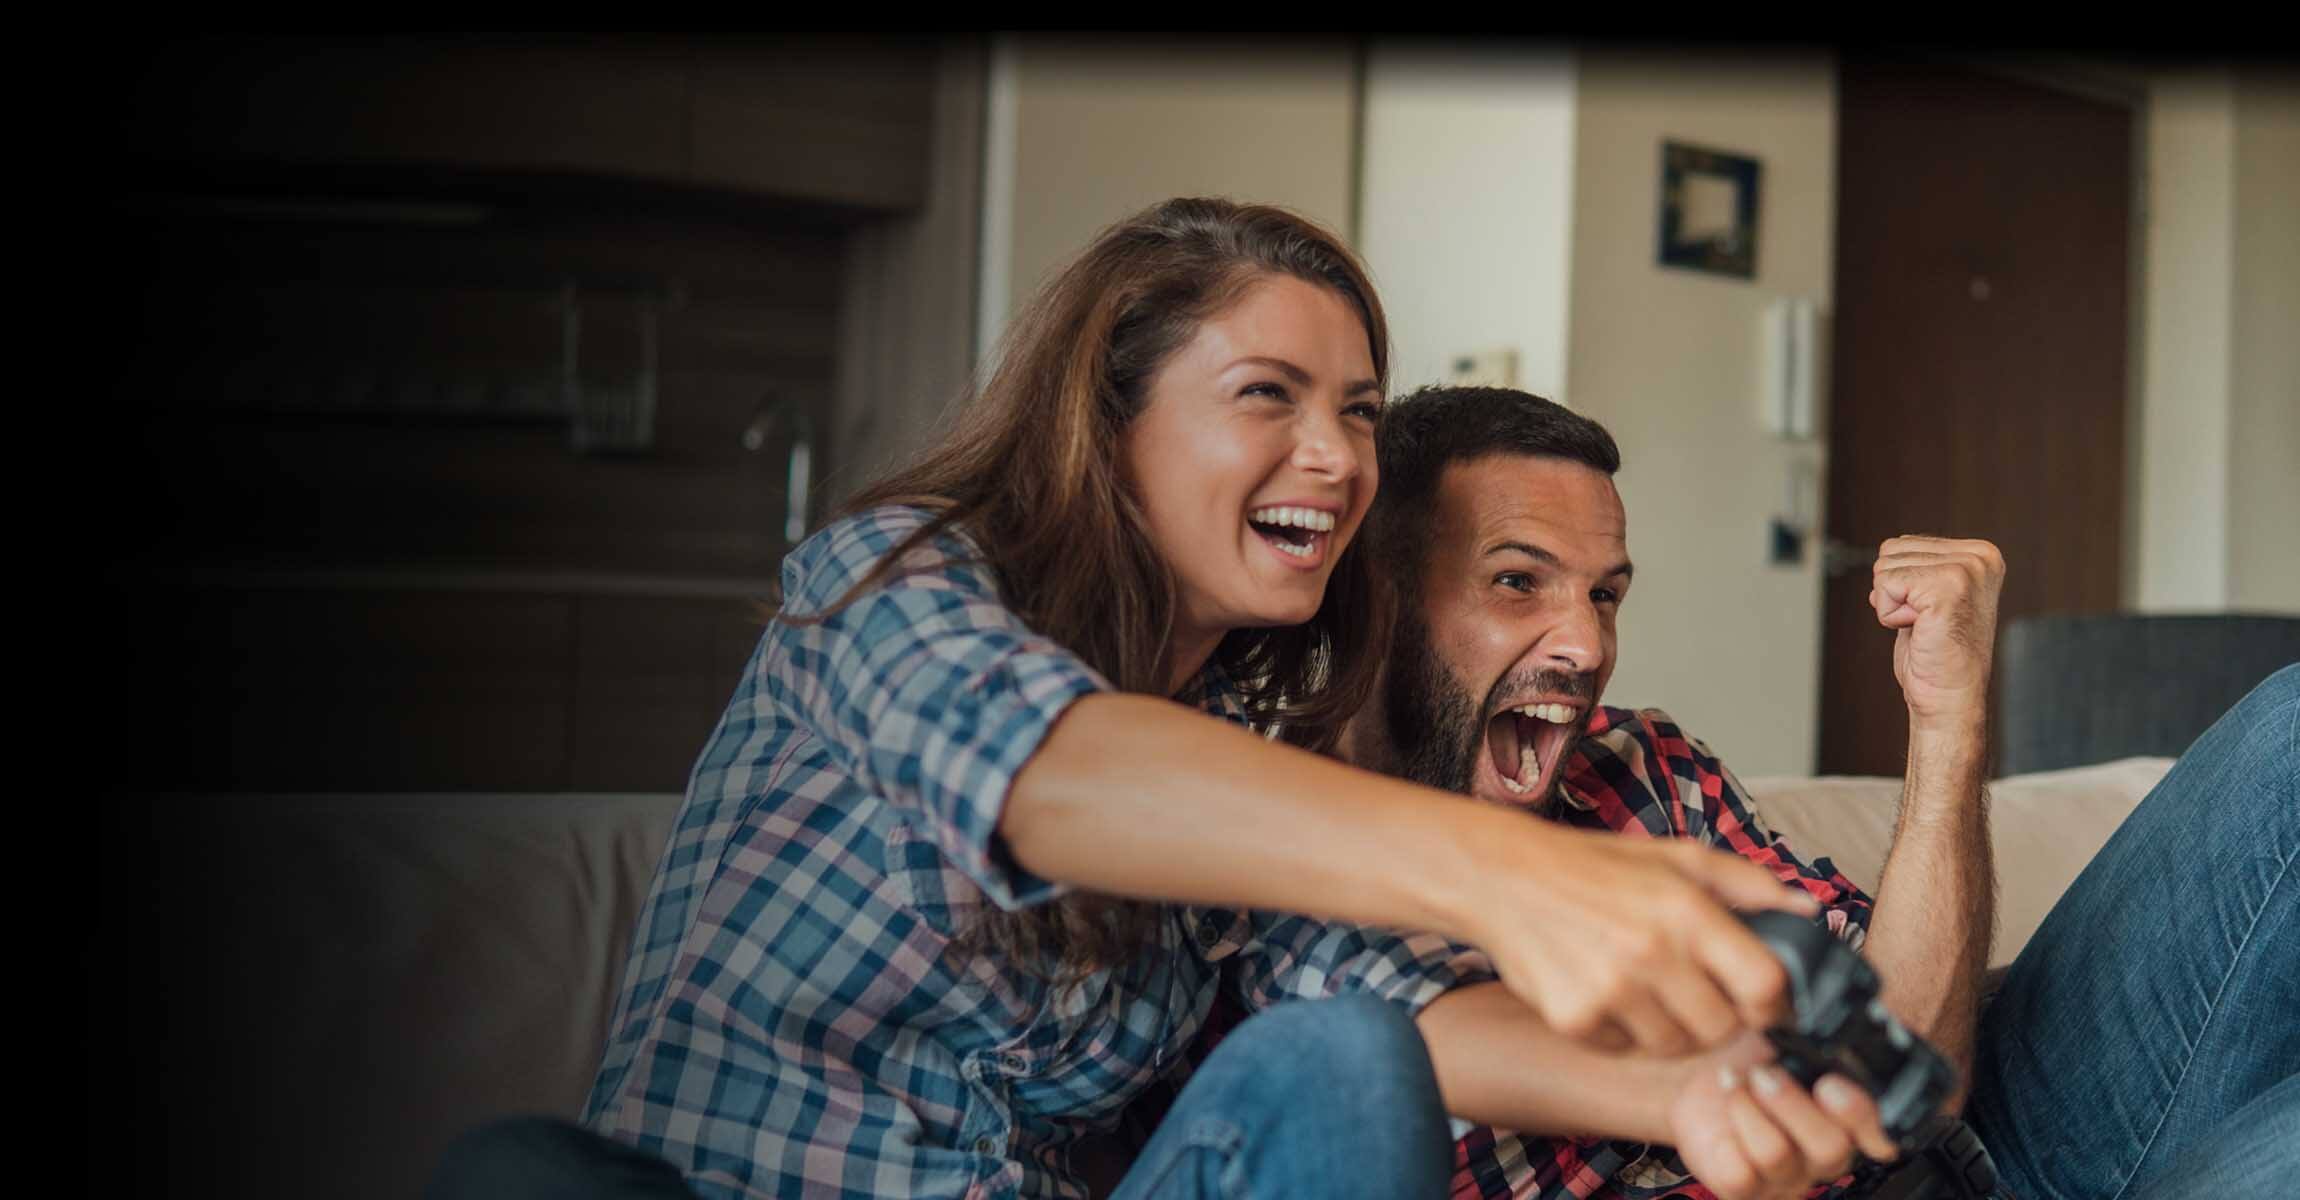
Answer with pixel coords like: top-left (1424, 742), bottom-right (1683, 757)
top-left (1195, 920), bottom-right (1223, 949)
top-left (974, 1135), bottom-right (998, 1154)
top-left (1000, 1052), bottom-right (1027, 1073)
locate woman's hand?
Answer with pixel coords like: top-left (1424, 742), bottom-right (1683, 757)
top-left (1458, 823), bottom-right (1820, 1056)
top-left (1665, 1033), bottom-right (1900, 1200)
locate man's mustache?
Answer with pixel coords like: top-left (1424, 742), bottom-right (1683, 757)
top-left (1484, 668), bottom-right (1596, 712)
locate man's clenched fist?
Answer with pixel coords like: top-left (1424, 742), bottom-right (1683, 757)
top-left (1867, 536), bottom-right (2006, 737)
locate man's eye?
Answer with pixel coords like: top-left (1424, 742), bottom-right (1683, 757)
top-left (1592, 587), bottom-right (1621, 606)
top-left (1496, 573), bottom-right (1535, 593)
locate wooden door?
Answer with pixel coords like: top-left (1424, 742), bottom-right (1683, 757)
top-left (1820, 59), bottom-right (2132, 776)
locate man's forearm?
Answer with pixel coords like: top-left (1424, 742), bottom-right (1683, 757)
top-left (1417, 981), bottom-right (1684, 1143)
top-left (1861, 719), bottom-right (1995, 1099)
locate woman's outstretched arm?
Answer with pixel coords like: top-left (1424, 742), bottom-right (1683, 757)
top-left (1005, 693), bottom-right (1817, 1056)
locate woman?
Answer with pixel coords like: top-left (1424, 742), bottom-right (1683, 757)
top-left (445, 199), bottom-right (1823, 1200)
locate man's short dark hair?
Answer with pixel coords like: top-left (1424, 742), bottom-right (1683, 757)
top-left (1369, 385), bottom-right (1622, 565)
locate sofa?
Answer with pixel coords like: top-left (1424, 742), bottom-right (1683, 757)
top-left (106, 755), bottom-right (2176, 1199)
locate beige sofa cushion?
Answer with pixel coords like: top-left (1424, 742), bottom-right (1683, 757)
top-left (144, 793), bottom-right (683, 1200)
top-left (1744, 757), bottom-right (2172, 970)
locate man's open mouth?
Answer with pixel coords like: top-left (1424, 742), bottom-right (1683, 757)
top-left (1247, 505), bottom-right (1335, 562)
top-left (1485, 702), bottom-right (1582, 796)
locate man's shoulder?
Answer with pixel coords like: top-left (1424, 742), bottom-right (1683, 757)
top-left (1569, 706), bottom-right (1730, 789)
top-left (1581, 705), bottom-right (1699, 757)
top-left (1563, 706), bottom-right (1740, 834)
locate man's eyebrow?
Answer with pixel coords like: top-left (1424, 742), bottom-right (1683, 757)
top-left (1482, 539), bottom-right (1635, 580)
top-left (1229, 355), bottom-right (1383, 398)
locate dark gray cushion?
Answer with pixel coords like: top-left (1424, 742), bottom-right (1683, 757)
top-left (1996, 613), bottom-right (2300, 775)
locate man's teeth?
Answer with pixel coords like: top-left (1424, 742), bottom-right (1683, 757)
top-left (1247, 506), bottom-right (1337, 533)
top-left (1501, 742), bottom-right (1538, 794)
top-left (1512, 702), bottom-right (1579, 724)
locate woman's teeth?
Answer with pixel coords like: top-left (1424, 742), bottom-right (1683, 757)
top-left (1249, 506), bottom-right (1333, 560)
top-left (1248, 506), bottom-right (1336, 533)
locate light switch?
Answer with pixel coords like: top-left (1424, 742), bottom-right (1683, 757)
top-left (1445, 348), bottom-right (1520, 389)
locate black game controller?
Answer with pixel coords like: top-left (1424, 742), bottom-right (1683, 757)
top-left (1739, 910), bottom-right (2002, 1200)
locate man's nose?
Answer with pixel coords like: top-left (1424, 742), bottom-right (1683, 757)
top-left (1542, 602), bottom-right (1603, 674)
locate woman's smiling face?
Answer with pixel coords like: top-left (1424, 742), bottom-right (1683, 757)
top-left (1123, 273), bottom-right (1383, 658)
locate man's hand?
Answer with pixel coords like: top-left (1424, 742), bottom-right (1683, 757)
top-left (1868, 536), bottom-right (2006, 739)
top-left (1667, 1033), bottom-right (1901, 1200)
top-left (1464, 831), bottom-right (1820, 1057)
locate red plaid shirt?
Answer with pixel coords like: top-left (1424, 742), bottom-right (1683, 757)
top-left (1450, 706), bottom-right (1876, 1200)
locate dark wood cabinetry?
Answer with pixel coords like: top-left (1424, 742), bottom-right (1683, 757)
top-left (117, 36), bottom-right (937, 213)
top-left (104, 36), bottom-right (966, 793)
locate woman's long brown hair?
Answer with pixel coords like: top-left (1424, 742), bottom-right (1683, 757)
top-left (805, 197), bottom-right (1393, 985)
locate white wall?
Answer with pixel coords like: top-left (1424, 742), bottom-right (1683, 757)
top-left (2134, 73), bottom-right (2238, 610)
top-left (1357, 45), bottom-right (1577, 400)
top-left (2133, 69), bottom-right (2300, 614)
top-left (1563, 53), bottom-right (1839, 777)
top-left (2226, 72), bottom-right (2300, 612)
top-left (976, 36), bottom-right (1359, 363)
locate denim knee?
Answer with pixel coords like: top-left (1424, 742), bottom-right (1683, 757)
top-left (2243, 663), bottom-right (2299, 719)
top-left (2234, 663), bottom-right (2298, 790)
top-left (1191, 995), bottom-right (1450, 1181)
top-left (1203, 995), bottom-right (1431, 1091)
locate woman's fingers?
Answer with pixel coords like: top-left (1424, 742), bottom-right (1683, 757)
top-left (1485, 832), bottom-right (1824, 1054)
top-left (1670, 848), bottom-right (1805, 1031)
top-left (1603, 991), bottom-right (1694, 1058)
top-left (1748, 1064), bottom-right (1857, 1181)
top-left (1651, 968), bottom-right (1742, 1049)
top-left (1813, 1074), bottom-right (1901, 1164)
top-left (1722, 1081), bottom-right (1804, 1192)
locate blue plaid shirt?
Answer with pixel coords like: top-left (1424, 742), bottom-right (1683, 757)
top-left (584, 505), bottom-right (1493, 1199)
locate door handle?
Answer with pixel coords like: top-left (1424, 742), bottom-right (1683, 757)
top-left (1822, 538), bottom-right (1874, 579)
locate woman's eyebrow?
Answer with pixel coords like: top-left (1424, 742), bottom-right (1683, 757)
top-left (1226, 355), bottom-right (1381, 397)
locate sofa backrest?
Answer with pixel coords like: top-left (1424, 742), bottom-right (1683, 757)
top-left (118, 756), bottom-right (2169, 1198)
top-left (1996, 613), bottom-right (2300, 774)
top-left (1749, 756), bottom-right (2170, 972)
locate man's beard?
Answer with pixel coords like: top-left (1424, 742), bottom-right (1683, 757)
top-left (1383, 606), bottom-right (1484, 794)
top-left (1381, 604), bottom-right (1596, 801)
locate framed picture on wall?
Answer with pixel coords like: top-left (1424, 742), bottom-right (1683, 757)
top-left (1658, 140), bottom-right (1761, 279)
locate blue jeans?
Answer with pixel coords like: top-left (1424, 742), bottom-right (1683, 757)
top-left (1108, 994), bottom-right (1450, 1199)
top-left (429, 995), bottom-right (1446, 1200)
top-left (1966, 664), bottom-right (2299, 1199)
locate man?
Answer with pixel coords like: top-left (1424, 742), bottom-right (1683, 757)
top-left (1348, 386), bottom-right (2297, 1200)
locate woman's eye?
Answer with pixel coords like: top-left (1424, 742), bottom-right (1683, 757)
top-left (1496, 572), bottom-right (1535, 593)
top-left (1345, 400), bottom-right (1384, 422)
top-left (1243, 382), bottom-right (1289, 402)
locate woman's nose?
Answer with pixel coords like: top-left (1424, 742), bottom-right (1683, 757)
top-left (1292, 409), bottom-right (1359, 480)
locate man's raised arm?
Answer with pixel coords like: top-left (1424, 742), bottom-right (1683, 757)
top-left (1855, 535), bottom-right (2006, 1103)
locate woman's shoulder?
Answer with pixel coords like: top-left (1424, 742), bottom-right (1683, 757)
top-left (781, 503), bottom-right (994, 613)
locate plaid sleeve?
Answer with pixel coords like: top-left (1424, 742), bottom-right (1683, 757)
top-left (770, 507), bottom-right (1109, 910)
top-left (1222, 910), bottom-right (1497, 1019)
top-left (1678, 727), bottom-right (1875, 947)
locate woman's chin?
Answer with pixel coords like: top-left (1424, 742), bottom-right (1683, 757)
top-left (1221, 595), bottom-right (1324, 633)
